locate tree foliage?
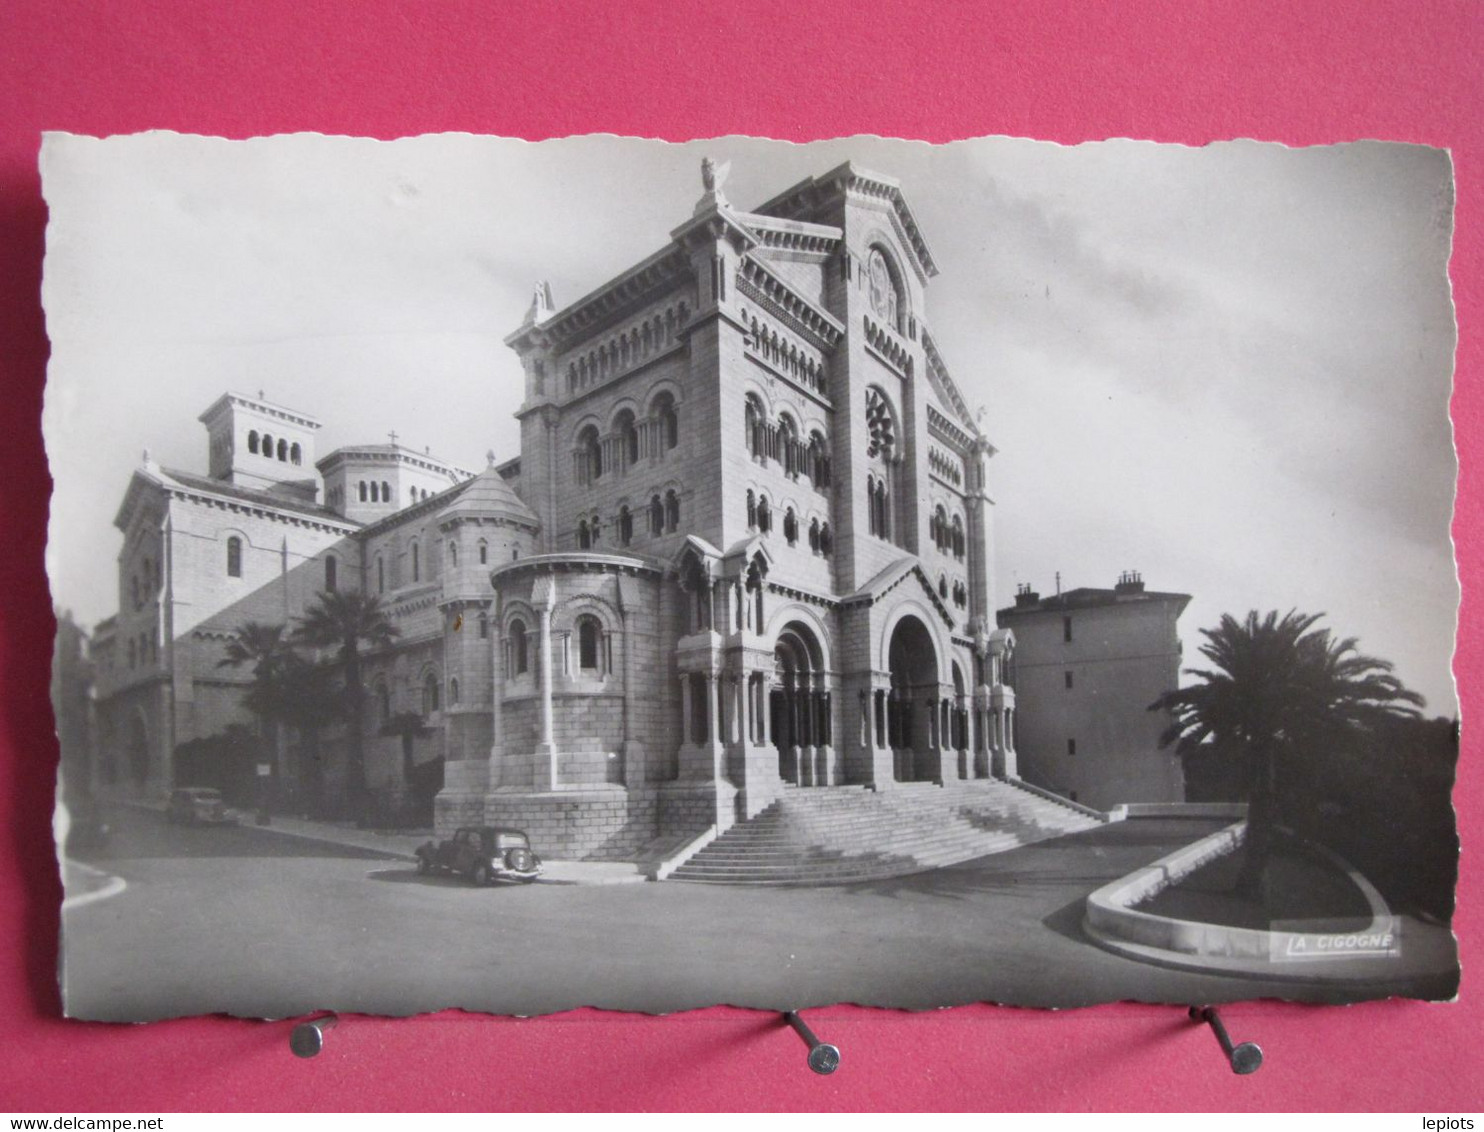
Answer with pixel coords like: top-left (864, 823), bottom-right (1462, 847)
top-left (293, 591), bottom-right (400, 822)
top-left (1151, 609), bottom-right (1424, 894)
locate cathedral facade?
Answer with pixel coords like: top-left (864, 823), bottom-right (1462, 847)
top-left (91, 161), bottom-right (1020, 861)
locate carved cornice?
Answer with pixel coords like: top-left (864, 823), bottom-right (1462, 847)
top-left (509, 246), bottom-right (692, 353)
top-left (927, 405), bottom-right (973, 455)
top-left (764, 579), bottom-right (839, 611)
top-left (741, 213), bottom-right (843, 258)
top-left (737, 258), bottom-right (845, 350)
top-left (756, 164), bottom-right (938, 283)
top-left (922, 332), bottom-right (977, 436)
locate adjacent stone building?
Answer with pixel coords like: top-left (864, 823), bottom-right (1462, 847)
top-left (996, 572), bottom-right (1190, 810)
top-left (91, 160), bottom-right (1023, 858)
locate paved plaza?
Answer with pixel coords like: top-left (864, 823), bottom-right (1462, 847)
top-left (59, 807), bottom-right (1457, 1021)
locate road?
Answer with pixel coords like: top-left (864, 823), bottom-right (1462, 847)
top-left (60, 806), bottom-right (1456, 1021)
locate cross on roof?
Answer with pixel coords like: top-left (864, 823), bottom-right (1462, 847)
top-left (388, 430), bottom-right (399, 446)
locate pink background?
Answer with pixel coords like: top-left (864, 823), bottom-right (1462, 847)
top-left (1, 0), bottom-right (1479, 1111)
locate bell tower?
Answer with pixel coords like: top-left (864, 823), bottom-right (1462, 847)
top-left (197, 391), bottom-right (322, 500)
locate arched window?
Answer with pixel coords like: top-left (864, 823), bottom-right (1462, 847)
top-left (276, 438), bottom-right (288, 461)
top-left (290, 442), bottom-right (302, 465)
top-left (820, 522), bottom-right (833, 557)
top-left (783, 507), bottom-right (798, 545)
top-left (370, 481), bottom-right (380, 503)
top-left (618, 505), bottom-right (633, 546)
top-left (934, 505), bottom-right (948, 551)
top-left (226, 536), bottom-right (242, 578)
top-left (359, 481), bottom-right (368, 502)
top-left (423, 672), bottom-right (440, 713)
top-left (478, 540), bottom-right (488, 565)
top-left (381, 481), bottom-right (391, 505)
top-left (411, 541), bottom-right (420, 582)
top-left (951, 515), bottom-right (965, 560)
top-left (744, 393), bottom-right (766, 457)
top-left (449, 678), bottom-right (460, 705)
top-left (448, 541), bottom-right (459, 568)
top-left (808, 518), bottom-right (820, 553)
top-left (615, 409), bottom-right (638, 468)
top-left (325, 554), bottom-right (338, 592)
top-left (757, 494), bottom-right (771, 533)
top-left (576, 424), bottom-right (602, 483)
top-left (247, 430), bottom-right (260, 455)
top-left (588, 515), bottom-right (600, 545)
top-left (577, 519), bottom-right (591, 549)
top-left (939, 574), bottom-right (948, 598)
top-left (262, 433), bottom-right (274, 459)
top-left (665, 490), bottom-right (680, 533)
top-left (653, 391), bottom-right (678, 451)
top-left (477, 612), bottom-right (488, 639)
top-left (510, 618), bottom-right (528, 675)
top-left (873, 478), bottom-right (890, 540)
top-left (577, 616), bottom-right (600, 671)
top-left (649, 494), bottom-right (664, 536)
top-left (778, 414), bottom-right (799, 477)
top-left (808, 430), bottom-right (830, 487)
top-left (746, 489), bottom-right (757, 529)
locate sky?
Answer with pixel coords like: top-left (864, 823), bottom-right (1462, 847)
top-left (40, 132), bottom-right (1459, 715)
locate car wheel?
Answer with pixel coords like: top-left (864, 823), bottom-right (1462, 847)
top-left (472, 863), bottom-right (491, 887)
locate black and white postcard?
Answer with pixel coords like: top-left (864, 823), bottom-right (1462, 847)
top-left (44, 133), bottom-right (1460, 1020)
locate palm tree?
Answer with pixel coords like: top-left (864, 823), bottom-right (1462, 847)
top-left (293, 591), bottom-right (399, 823)
top-left (218, 621), bottom-right (297, 821)
top-left (1151, 610), bottom-right (1423, 896)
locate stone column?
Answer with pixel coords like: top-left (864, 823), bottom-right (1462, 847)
top-left (680, 672), bottom-right (694, 746)
top-left (537, 599), bottom-right (557, 789)
top-left (705, 671), bottom-right (724, 779)
top-left (731, 675), bottom-right (745, 745)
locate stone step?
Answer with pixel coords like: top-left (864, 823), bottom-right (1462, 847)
top-left (666, 776), bottom-right (1102, 886)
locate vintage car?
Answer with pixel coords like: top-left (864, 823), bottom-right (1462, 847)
top-left (415, 826), bottom-right (543, 886)
top-left (166, 786), bottom-right (237, 826)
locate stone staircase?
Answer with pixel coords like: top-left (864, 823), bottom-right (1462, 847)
top-left (667, 779), bottom-right (1105, 885)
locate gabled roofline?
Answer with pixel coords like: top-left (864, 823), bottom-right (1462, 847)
top-left (507, 243), bottom-right (692, 353)
top-left (197, 391), bottom-right (322, 432)
top-left (753, 162), bottom-right (939, 282)
top-left (843, 555), bottom-right (957, 628)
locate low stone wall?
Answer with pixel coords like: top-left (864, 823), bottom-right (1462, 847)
top-left (478, 785), bottom-right (660, 862)
top-left (1112, 802), bottom-right (1248, 820)
top-left (1009, 777), bottom-right (1118, 822)
top-left (1083, 822), bottom-right (1404, 983)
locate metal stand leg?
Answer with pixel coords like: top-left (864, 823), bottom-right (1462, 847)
top-left (1189, 1005), bottom-right (1263, 1074)
top-left (289, 1012), bottom-right (340, 1058)
top-left (784, 1010), bottom-right (840, 1075)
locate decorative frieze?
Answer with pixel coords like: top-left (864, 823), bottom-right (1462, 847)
top-left (564, 299), bottom-right (691, 397)
top-left (863, 314), bottom-right (913, 378)
top-left (737, 257), bottom-right (845, 349)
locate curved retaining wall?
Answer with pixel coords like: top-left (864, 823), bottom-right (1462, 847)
top-left (1083, 821), bottom-right (1407, 983)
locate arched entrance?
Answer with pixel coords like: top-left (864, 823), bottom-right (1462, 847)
top-left (127, 710), bottom-right (150, 787)
top-left (770, 622), bottom-right (832, 786)
top-left (886, 614), bottom-right (939, 782)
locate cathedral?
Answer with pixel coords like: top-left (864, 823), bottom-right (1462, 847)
top-left (91, 160), bottom-right (1026, 864)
